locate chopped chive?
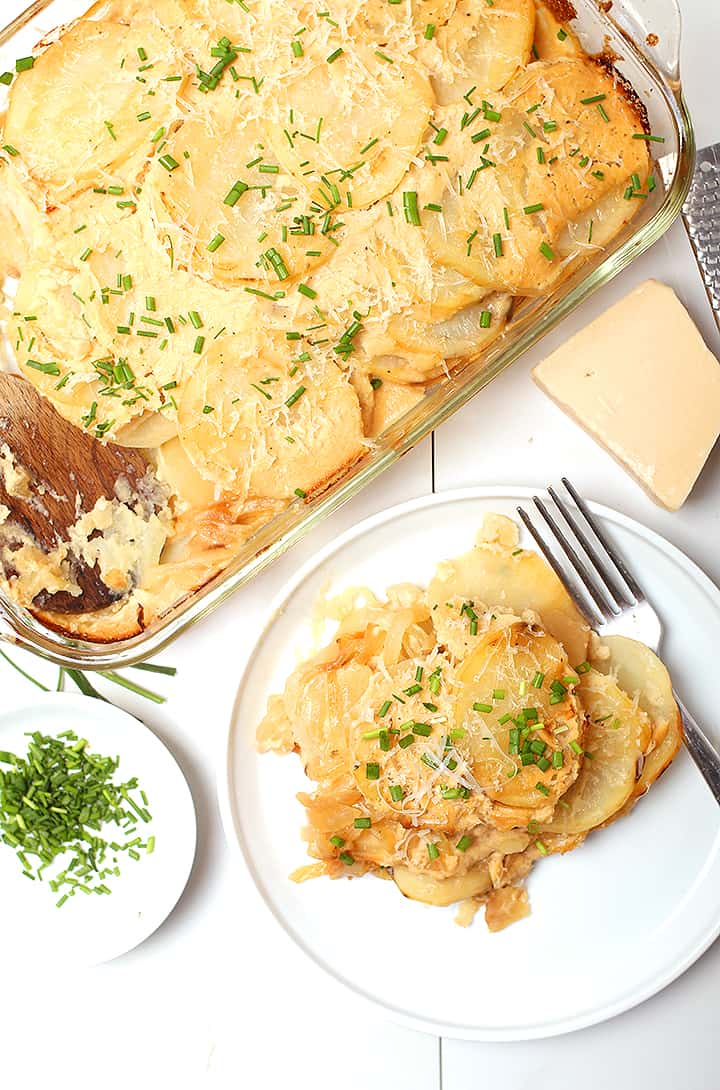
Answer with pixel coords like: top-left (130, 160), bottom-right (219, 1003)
top-left (159, 154), bottom-right (179, 171)
top-left (536, 840), bottom-right (548, 856)
top-left (207, 233), bottom-right (225, 252)
top-left (575, 660), bottom-right (591, 674)
top-left (455, 835), bottom-right (472, 853)
top-left (329, 835), bottom-right (345, 847)
top-left (580, 93), bottom-right (607, 104)
top-left (402, 190), bottom-right (420, 226)
top-left (390, 785), bottom-right (405, 802)
top-left (412, 723), bottom-right (432, 737)
top-left (424, 23), bottom-right (435, 39)
top-left (473, 702), bottom-right (493, 714)
top-left (15, 56), bottom-right (35, 72)
top-left (523, 202), bottom-right (544, 214)
top-left (339, 851), bottom-right (355, 865)
top-left (536, 146), bottom-right (545, 164)
top-left (398, 735), bottom-right (415, 749)
top-left (570, 740), bottom-right (583, 755)
top-left (365, 763), bottom-right (380, 780)
top-left (539, 241), bottom-right (554, 261)
top-left (326, 48), bottom-right (344, 63)
top-left (297, 283), bottom-right (316, 299)
top-left (427, 841), bottom-right (439, 859)
top-left (492, 232), bottom-right (503, 257)
top-left (285, 385), bottom-right (306, 408)
top-left (633, 133), bottom-right (665, 142)
top-left (535, 782), bottom-right (550, 796)
top-left (193, 335), bottom-right (205, 353)
top-left (532, 671), bottom-right (545, 689)
top-left (354, 817), bottom-right (371, 829)
top-left (378, 700), bottom-right (392, 717)
top-left (471, 127), bottom-right (491, 144)
top-left (552, 750), bottom-right (563, 768)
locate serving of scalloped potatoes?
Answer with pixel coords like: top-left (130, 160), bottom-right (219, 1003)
top-left (0, 0), bottom-right (652, 640)
top-left (257, 517), bottom-right (682, 930)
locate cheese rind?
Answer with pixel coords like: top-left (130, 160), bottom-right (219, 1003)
top-left (532, 280), bottom-right (720, 510)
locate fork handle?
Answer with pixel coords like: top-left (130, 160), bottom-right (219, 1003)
top-left (674, 691), bottom-right (720, 806)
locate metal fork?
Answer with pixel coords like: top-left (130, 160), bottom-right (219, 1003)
top-left (517, 479), bottom-right (720, 804)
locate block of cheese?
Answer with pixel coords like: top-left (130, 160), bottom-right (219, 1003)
top-left (532, 280), bottom-right (720, 510)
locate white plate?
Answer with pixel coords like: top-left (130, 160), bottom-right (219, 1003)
top-left (0, 693), bottom-right (197, 967)
top-left (220, 488), bottom-right (720, 1041)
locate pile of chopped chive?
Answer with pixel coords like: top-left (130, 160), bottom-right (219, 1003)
top-left (0, 730), bottom-right (155, 907)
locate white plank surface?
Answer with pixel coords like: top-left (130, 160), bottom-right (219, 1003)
top-left (0, 0), bottom-right (718, 1087)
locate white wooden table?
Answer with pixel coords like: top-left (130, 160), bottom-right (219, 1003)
top-left (3, 2), bottom-right (719, 1087)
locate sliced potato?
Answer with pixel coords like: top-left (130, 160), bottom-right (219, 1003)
top-left (268, 47), bottom-right (433, 209)
top-left (147, 110), bottom-right (333, 286)
top-left (352, 0), bottom-right (457, 40)
top-left (366, 381), bottom-right (427, 438)
top-left (177, 331), bottom-right (365, 496)
top-left (359, 293), bottom-right (512, 379)
top-left (532, 0), bottom-right (582, 61)
top-left (421, 57), bottom-right (649, 293)
top-left (485, 884), bottom-right (530, 931)
top-left (428, 537), bottom-right (590, 665)
top-left (4, 9), bottom-right (183, 193)
top-left (593, 635), bottom-right (682, 809)
top-left (423, 0), bottom-right (535, 105)
top-left (155, 436), bottom-right (217, 509)
top-left (455, 622), bottom-right (584, 810)
top-left (540, 669), bottom-right (653, 835)
top-left (113, 412), bottom-right (178, 449)
top-left (394, 863), bottom-right (492, 906)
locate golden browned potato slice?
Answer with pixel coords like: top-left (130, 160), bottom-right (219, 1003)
top-left (593, 635), bottom-right (682, 810)
top-left (177, 330), bottom-right (365, 496)
top-left (420, 57), bottom-right (649, 293)
top-left (352, 0), bottom-right (458, 40)
top-left (454, 622), bottom-right (584, 812)
top-left (422, 0), bottom-right (535, 105)
top-left (540, 668), bottom-right (653, 835)
top-left (532, 0), bottom-right (582, 61)
top-left (504, 58), bottom-right (650, 228)
top-left (146, 108), bottom-right (334, 286)
top-left (268, 47), bottom-right (433, 209)
top-left (358, 293), bottom-right (513, 382)
top-left (394, 863), bottom-right (493, 906)
top-left (485, 884), bottom-right (530, 930)
top-left (4, 8), bottom-right (184, 194)
top-left (428, 535), bottom-right (590, 665)
top-left (366, 381), bottom-right (427, 438)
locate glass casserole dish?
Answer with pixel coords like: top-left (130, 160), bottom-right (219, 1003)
top-left (0, 0), bottom-right (694, 668)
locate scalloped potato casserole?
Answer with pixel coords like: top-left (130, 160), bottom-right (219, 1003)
top-left (0, 0), bottom-right (652, 639)
top-left (258, 516), bottom-right (682, 930)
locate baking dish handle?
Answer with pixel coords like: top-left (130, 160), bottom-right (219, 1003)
top-left (608, 0), bottom-right (682, 85)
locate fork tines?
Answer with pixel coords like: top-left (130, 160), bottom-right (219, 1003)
top-left (517, 478), bottom-right (646, 628)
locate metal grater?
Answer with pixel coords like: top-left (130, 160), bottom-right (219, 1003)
top-left (682, 143), bottom-right (720, 328)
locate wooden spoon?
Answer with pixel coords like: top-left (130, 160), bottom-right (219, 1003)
top-left (0, 373), bottom-right (156, 614)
